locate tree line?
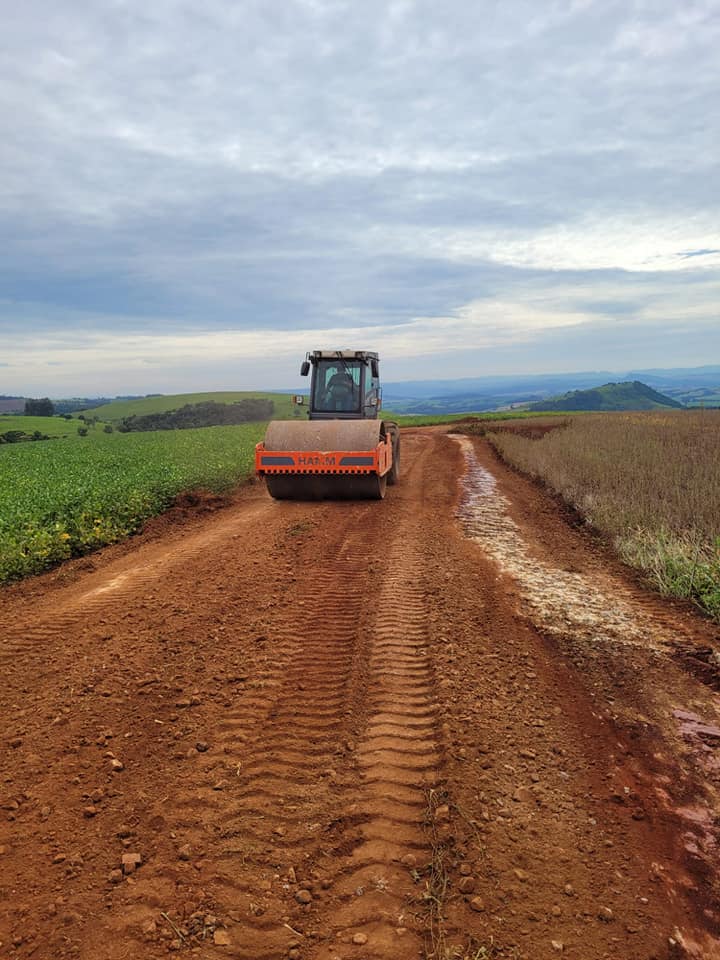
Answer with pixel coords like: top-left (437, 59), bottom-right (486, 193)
top-left (117, 398), bottom-right (275, 432)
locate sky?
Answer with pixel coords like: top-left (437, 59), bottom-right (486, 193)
top-left (1, 0), bottom-right (719, 395)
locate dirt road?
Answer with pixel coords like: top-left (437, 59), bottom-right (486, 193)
top-left (2, 428), bottom-right (720, 960)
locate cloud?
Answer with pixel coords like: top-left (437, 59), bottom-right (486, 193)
top-left (0, 0), bottom-right (718, 391)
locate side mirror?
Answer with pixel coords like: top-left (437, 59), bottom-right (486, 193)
top-left (300, 361), bottom-right (310, 376)
top-left (371, 359), bottom-right (379, 379)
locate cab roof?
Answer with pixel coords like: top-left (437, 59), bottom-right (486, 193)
top-left (308, 349), bottom-right (379, 361)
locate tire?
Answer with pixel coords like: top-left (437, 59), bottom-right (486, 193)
top-left (387, 429), bottom-right (400, 485)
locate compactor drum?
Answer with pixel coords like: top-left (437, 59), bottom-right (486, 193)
top-left (255, 350), bottom-right (400, 500)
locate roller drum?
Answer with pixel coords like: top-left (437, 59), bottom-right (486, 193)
top-left (263, 419), bottom-right (384, 451)
top-left (262, 419), bottom-right (388, 501)
top-left (266, 473), bottom-right (387, 500)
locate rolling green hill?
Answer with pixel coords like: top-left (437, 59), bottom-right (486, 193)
top-left (82, 391), bottom-right (298, 421)
top-left (528, 381), bottom-right (683, 412)
top-left (0, 415), bottom-right (98, 439)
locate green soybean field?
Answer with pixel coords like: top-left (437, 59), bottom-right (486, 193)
top-left (0, 423), bottom-right (266, 583)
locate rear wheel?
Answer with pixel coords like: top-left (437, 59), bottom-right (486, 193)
top-left (371, 473), bottom-right (387, 499)
top-left (387, 428), bottom-right (400, 485)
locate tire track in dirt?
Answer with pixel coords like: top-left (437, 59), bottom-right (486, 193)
top-left (167, 543), bottom-right (377, 959)
top-left (309, 527), bottom-right (442, 959)
top-left (140, 434), bottom-right (443, 960)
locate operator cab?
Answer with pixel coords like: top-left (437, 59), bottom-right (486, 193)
top-left (300, 350), bottom-right (381, 421)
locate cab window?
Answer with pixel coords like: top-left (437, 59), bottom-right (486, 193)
top-left (315, 361), bottom-right (361, 412)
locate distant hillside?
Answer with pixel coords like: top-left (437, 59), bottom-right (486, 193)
top-left (382, 364), bottom-right (720, 413)
top-left (83, 391), bottom-right (297, 421)
top-left (527, 381), bottom-right (684, 412)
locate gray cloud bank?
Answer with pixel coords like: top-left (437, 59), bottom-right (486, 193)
top-left (1, 0), bottom-right (719, 393)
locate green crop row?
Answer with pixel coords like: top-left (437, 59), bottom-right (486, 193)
top-left (0, 423), bottom-right (266, 583)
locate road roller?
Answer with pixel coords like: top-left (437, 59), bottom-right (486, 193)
top-left (255, 350), bottom-right (400, 499)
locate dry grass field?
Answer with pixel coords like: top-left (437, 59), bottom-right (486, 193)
top-left (468, 410), bottom-right (720, 620)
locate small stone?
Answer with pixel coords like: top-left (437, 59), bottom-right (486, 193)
top-left (9, 737), bottom-right (23, 749)
top-left (598, 906), bottom-right (614, 922)
top-left (90, 789), bottom-right (104, 804)
top-left (400, 854), bottom-right (416, 867)
top-left (141, 919), bottom-right (157, 936)
top-left (551, 941), bottom-right (564, 952)
top-left (458, 876), bottom-right (476, 894)
top-left (175, 699), bottom-right (191, 709)
top-left (551, 905), bottom-right (562, 917)
top-left (190, 695), bottom-right (202, 706)
top-left (288, 950), bottom-right (301, 960)
top-left (83, 805), bottom-right (97, 818)
top-left (110, 759), bottom-right (124, 772)
top-left (469, 897), bottom-right (485, 913)
top-left (459, 863), bottom-right (472, 876)
top-left (513, 868), bottom-right (529, 882)
top-left (433, 804), bottom-right (450, 822)
top-left (178, 844), bottom-right (192, 861)
top-left (121, 852), bottom-right (142, 875)
top-left (195, 741), bottom-right (209, 753)
top-left (564, 884), bottom-right (574, 897)
top-left (519, 749), bottom-right (536, 759)
top-left (53, 853), bottom-right (67, 864)
top-left (513, 787), bottom-right (532, 802)
top-left (108, 869), bottom-right (123, 884)
top-left (352, 933), bottom-right (368, 945)
top-left (212, 779), bottom-right (229, 791)
top-left (213, 929), bottom-right (230, 946)
top-left (117, 824), bottom-right (133, 838)
top-left (295, 890), bottom-right (312, 905)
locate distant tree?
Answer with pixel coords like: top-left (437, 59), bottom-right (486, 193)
top-left (77, 426), bottom-right (88, 437)
top-left (25, 397), bottom-right (54, 416)
top-left (1, 430), bottom-right (26, 443)
top-left (103, 424), bottom-right (114, 434)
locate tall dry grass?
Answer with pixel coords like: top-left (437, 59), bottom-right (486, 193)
top-left (478, 411), bottom-right (720, 620)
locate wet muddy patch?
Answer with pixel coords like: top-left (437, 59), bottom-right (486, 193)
top-left (453, 436), bottom-right (667, 652)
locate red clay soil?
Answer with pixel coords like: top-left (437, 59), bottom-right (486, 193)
top-left (2, 428), bottom-right (720, 960)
